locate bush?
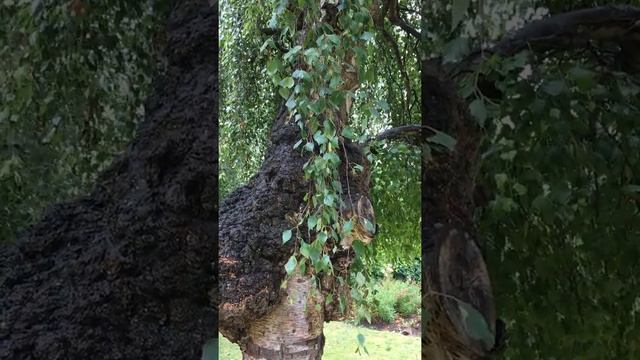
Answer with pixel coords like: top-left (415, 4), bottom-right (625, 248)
top-left (392, 258), bottom-right (421, 282)
top-left (354, 278), bottom-right (421, 324)
top-left (395, 283), bottom-right (420, 316)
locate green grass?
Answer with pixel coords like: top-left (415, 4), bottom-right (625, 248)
top-left (218, 321), bottom-right (420, 360)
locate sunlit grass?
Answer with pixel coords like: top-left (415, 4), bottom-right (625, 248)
top-left (218, 321), bottom-right (420, 360)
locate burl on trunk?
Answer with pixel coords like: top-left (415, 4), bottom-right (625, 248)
top-left (219, 105), bottom-right (374, 359)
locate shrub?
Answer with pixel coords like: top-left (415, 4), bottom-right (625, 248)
top-left (395, 282), bottom-right (420, 316)
top-left (353, 278), bottom-right (421, 324)
top-left (392, 259), bottom-right (421, 282)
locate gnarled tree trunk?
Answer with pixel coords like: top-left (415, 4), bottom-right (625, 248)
top-left (0, 1), bottom-right (217, 359)
top-left (218, 1), bottom-right (379, 356)
top-left (218, 103), bottom-right (372, 358)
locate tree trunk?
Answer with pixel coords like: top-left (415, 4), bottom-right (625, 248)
top-left (0, 1), bottom-right (217, 359)
top-left (219, 109), bottom-right (370, 359)
top-left (219, 3), bottom-right (376, 358)
top-left (218, 107), bottom-right (320, 356)
top-left (242, 272), bottom-right (325, 360)
top-left (421, 59), bottom-right (497, 360)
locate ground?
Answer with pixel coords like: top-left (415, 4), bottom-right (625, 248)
top-left (219, 321), bottom-right (420, 359)
top-left (360, 314), bottom-right (421, 336)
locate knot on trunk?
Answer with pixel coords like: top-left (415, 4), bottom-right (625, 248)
top-left (425, 227), bottom-right (498, 359)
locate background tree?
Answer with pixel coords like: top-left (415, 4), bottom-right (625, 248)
top-left (0, 0), bottom-right (172, 241)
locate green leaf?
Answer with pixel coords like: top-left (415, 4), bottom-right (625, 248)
top-left (260, 38), bottom-right (274, 53)
top-left (322, 254), bottom-right (331, 270)
top-left (442, 37), bottom-right (470, 63)
top-left (304, 47), bottom-right (320, 63)
top-left (301, 241), bottom-right (321, 262)
top-left (323, 194), bottom-right (335, 206)
top-left (622, 185), bottom-right (640, 193)
top-left (352, 240), bottom-right (366, 259)
top-left (304, 142), bottom-right (314, 152)
top-left (451, 0), bottom-right (470, 31)
top-left (285, 97), bottom-right (297, 110)
top-left (329, 76), bottom-right (341, 90)
top-left (307, 215), bottom-right (318, 229)
top-left (280, 77), bottom-right (295, 89)
top-left (285, 255), bottom-right (297, 274)
top-left (363, 218), bottom-right (375, 234)
top-left (377, 100), bottom-right (390, 111)
top-left (284, 45), bottom-right (302, 62)
top-left (457, 301), bottom-right (495, 350)
top-left (329, 90), bottom-right (345, 107)
top-left (541, 80), bottom-right (567, 96)
top-left (328, 34), bottom-right (341, 45)
top-left (494, 173), bottom-right (508, 191)
top-left (427, 131), bottom-right (457, 151)
top-left (355, 272), bottom-right (366, 286)
top-left (343, 219), bottom-right (354, 233)
top-left (341, 127), bottom-right (355, 140)
top-left (309, 100), bottom-right (324, 114)
top-left (313, 131), bottom-right (328, 145)
top-left (267, 59), bottom-right (281, 76)
top-left (469, 98), bottom-right (487, 126)
top-left (360, 32), bottom-right (374, 41)
top-left (513, 183), bottom-right (527, 196)
top-left (323, 152), bottom-right (341, 165)
top-left (568, 66), bottom-right (596, 89)
top-left (278, 87), bottom-right (290, 99)
top-left (292, 69), bottom-right (310, 80)
top-left (282, 229), bottom-right (292, 244)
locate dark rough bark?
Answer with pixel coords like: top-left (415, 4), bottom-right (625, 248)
top-left (0, 1), bottom-right (217, 359)
top-left (219, 105), bottom-right (372, 346)
top-left (219, 108), bottom-right (308, 344)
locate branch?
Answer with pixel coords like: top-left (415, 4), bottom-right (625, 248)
top-left (259, 27), bottom-right (281, 35)
top-left (453, 5), bottom-right (640, 74)
top-left (380, 28), bottom-right (412, 120)
top-left (387, 0), bottom-right (420, 39)
top-left (373, 124), bottom-right (433, 144)
top-left (258, 26), bottom-right (289, 53)
top-left (494, 5), bottom-right (640, 56)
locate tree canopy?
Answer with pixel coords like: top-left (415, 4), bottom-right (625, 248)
top-left (0, 0), bottom-right (171, 241)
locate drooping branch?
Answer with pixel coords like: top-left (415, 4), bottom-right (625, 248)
top-left (380, 28), bottom-right (413, 119)
top-left (220, 3), bottom-right (376, 356)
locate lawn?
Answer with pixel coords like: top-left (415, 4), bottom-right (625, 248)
top-left (218, 321), bottom-right (420, 360)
